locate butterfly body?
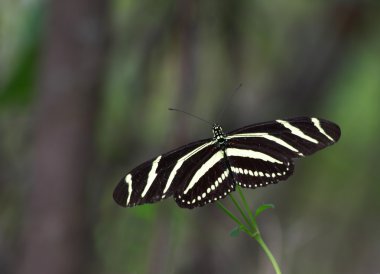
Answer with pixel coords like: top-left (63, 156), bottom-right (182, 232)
top-left (113, 117), bottom-right (340, 209)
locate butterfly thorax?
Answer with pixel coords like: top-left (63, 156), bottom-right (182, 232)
top-left (212, 124), bottom-right (227, 148)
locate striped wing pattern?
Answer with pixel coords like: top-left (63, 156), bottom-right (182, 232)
top-left (113, 139), bottom-right (215, 207)
top-left (175, 151), bottom-right (236, 208)
top-left (113, 117), bottom-right (340, 209)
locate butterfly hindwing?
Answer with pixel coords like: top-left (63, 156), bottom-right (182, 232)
top-left (226, 144), bottom-right (294, 189)
top-left (174, 149), bottom-right (236, 209)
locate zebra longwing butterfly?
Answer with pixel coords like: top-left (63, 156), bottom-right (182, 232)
top-left (113, 117), bottom-right (340, 209)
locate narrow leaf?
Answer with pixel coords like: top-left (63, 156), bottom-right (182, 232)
top-left (229, 226), bottom-right (241, 237)
top-left (255, 204), bottom-right (275, 217)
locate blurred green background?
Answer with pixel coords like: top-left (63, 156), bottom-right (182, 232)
top-left (1, 0), bottom-right (379, 273)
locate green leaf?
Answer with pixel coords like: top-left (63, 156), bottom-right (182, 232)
top-left (255, 204), bottom-right (275, 217)
top-left (229, 226), bottom-right (242, 237)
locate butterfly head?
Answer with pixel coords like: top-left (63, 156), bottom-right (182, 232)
top-left (212, 124), bottom-right (225, 141)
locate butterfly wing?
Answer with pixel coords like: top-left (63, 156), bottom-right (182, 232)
top-left (174, 149), bottom-right (237, 209)
top-left (225, 117), bottom-right (340, 189)
top-left (113, 138), bottom-right (216, 207)
top-left (114, 117), bottom-right (341, 209)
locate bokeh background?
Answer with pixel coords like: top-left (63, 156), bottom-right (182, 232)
top-left (1, 0), bottom-right (380, 273)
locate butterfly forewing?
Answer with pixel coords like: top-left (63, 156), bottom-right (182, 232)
top-left (228, 117), bottom-right (340, 157)
top-left (113, 138), bottom-right (215, 207)
top-left (113, 117), bottom-right (340, 209)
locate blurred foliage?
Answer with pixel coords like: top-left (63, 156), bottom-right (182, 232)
top-left (1, 0), bottom-right (380, 273)
top-left (0, 0), bottom-right (42, 107)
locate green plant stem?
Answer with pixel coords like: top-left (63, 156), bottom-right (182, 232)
top-left (217, 189), bottom-right (282, 274)
top-left (252, 233), bottom-right (282, 274)
top-left (236, 186), bottom-right (256, 226)
top-left (216, 201), bottom-right (244, 228)
top-left (228, 193), bottom-right (253, 230)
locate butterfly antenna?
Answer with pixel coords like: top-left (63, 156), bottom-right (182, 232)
top-left (217, 83), bottom-right (242, 121)
top-left (168, 108), bottom-right (214, 126)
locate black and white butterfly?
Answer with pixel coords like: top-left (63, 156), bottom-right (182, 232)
top-left (113, 117), bottom-right (340, 209)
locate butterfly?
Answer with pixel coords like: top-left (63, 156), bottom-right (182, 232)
top-left (113, 117), bottom-right (340, 209)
